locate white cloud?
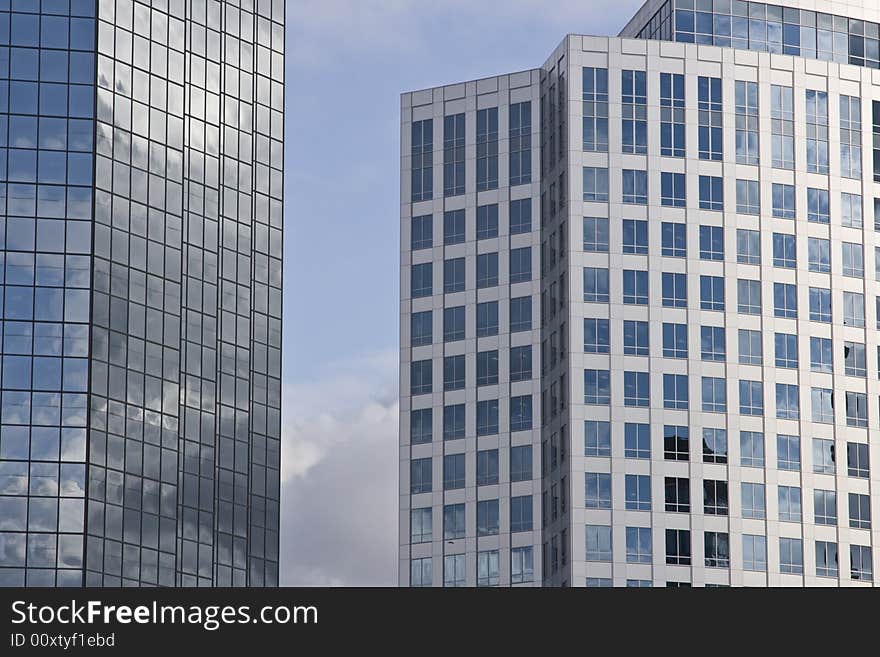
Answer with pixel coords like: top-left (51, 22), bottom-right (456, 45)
top-left (280, 349), bottom-right (399, 586)
top-left (283, 439), bottom-right (324, 480)
top-left (280, 348), bottom-right (397, 482)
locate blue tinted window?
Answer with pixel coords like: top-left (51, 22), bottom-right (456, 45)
top-left (10, 81), bottom-right (38, 113)
top-left (11, 14), bottom-right (39, 47)
top-left (69, 17), bottom-right (94, 50)
top-left (11, 47), bottom-right (38, 79)
top-left (39, 51), bottom-right (67, 83)
top-left (41, 16), bottom-right (70, 48)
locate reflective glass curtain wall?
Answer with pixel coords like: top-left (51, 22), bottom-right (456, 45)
top-left (0, 0), bottom-right (97, 588)
top-left (638, 0), bottom-right (880, 70)
top-left (0, 0), bottom-right (283, 588)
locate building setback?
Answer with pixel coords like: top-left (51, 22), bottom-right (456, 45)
top-left (0, 0), bottom-right (284, 587)
top-left (400, 0), bottom-right (880, 587)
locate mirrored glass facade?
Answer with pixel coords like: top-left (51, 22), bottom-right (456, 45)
top-left (638, 0), bottom-right (880, 69)
top-left (0, 0), bottom-right (283, 588)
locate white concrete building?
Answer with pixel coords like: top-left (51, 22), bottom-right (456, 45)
top-left (400, 0), bottom-right (880, 587)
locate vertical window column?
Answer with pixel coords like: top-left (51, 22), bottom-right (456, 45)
top-left (582, 67), bottom-right (608, 152)
top-left (806, 89), bottom-right (829, 173)
top-left (411, 119), bottom-right (433, 201)
top-left (698, 76), bottom-right (722, 160)
top-left (771, 85), bottom-right (794, 169)
top-left (444, 113), bottom-right (465, 196)
top-left (476, 108), bottom-right (498, 191)
top-left (621, 70), bottom-right (647, 154)
top-left (735, 80), bottom-right (758, 165)
top-left (660, 72), bottom-right (685, 157)
top-left (509, 102), bottom-right (531, 186)
top-left (840, 95), bottom-right (862, 179)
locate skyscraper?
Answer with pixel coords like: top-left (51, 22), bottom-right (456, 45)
top-left (0, 0), bottom-right (284, 587)
top-left (400, 0), bottom-right (880, 587)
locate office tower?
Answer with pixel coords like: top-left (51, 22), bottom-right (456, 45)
top-left (400, 0), bottom-right (880, 587)
top-left (0, 0), bottom-right (284, 587)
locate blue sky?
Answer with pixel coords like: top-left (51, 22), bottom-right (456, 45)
top-left (281, 0), bottom-right (644, 585)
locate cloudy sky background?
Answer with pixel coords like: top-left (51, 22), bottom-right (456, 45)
top-left (282, 0), bottom-right (645, 585)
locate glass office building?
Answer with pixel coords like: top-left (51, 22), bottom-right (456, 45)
top-left (0, 0), bottom-right (284, 587)
top-left (401, 0), bottom-right (880, 586)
